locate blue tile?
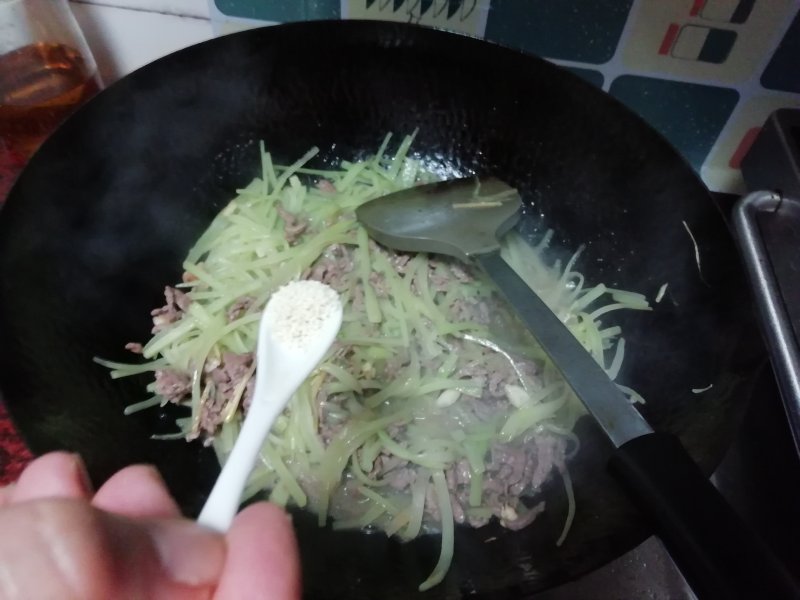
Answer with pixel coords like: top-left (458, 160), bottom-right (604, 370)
top-left (729, 0), bottom-right (755, 24)
top-left (214, 0), bottom-right (340, 21)
top-left (697, 28), bottom-right (736, 64)
top-left (761, 9), bottom-right (800, 94)
top-left (609, 76), bottom-right (739, 170)
top-left (484, 0), bottom-right (633, 64)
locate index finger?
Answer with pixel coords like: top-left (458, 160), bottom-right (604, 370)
top-left (10, 452), bottom-right (93, 504)
top-left (92, 464), bottom-right (181, 519)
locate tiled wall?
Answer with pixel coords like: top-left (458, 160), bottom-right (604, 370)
top-left (208, 0), bottom-right (800, 194)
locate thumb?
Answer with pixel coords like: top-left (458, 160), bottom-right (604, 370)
top-left (0, 498), bottom-right (225, 600)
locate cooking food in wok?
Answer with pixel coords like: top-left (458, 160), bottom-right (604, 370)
top-left (98, 134), bottom-right (654, 590)
top-left (0, 20), bottom-right (767, 598)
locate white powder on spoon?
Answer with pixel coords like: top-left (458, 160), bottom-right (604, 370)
top-left (264, 280), bottom-right (341, 350)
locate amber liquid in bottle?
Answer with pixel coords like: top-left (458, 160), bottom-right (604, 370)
top-left (0, 42), bottom-right (101, 199)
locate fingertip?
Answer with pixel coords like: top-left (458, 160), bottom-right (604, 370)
top-left (11, 451), bottom-right (93, 503)
top-left (93, 464), bottom-right (181, 518)
top-left (143, 518), bottom-right (226, 588)
top-left (234, 502), bottom-right (298, 559)
top-left (215, 502), bottom-right (301, 600)
top-left (237, 501), bottom-right (294, 529)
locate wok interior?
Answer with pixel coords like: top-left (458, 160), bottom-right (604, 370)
top-left (0, 21), bottom-right (762, 598)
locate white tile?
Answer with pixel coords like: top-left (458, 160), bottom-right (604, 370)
top-left (72, 0), bottom-right (209, 19)
top-left (672, 25), bottom-right (709, 60)
top-left (215, 19), bottom-right (275, 35)
top-left (70, 3), bottom-right (213, 83)
top-left (701, 0), bottom-right (739, 22)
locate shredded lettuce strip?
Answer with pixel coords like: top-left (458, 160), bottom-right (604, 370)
top-left (101, 133), bottom-right (651, 591)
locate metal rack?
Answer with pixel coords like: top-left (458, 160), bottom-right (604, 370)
top-left (737, 109), bottom-right (800, 457)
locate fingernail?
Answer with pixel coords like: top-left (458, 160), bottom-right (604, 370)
top-left (136, 464), bottom-right (167, 485)
top-left (148, 521), bottom-right (226, 586)
top-left (70, 453), bottom-right (94, 495)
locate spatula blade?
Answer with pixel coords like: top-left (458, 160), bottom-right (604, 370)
top-left (355, 177), bottom-right (522, 261)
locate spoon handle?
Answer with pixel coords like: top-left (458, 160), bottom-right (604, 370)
top-left (197, 399), bottom-right (276, 532)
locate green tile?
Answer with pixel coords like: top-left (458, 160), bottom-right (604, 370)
top-left (609, 76), bottom-right (739, 170)
top-left (761, 10), bottom-right (800, 94)
top-left (485, 0), bottom-right (633, 64)
top-left (214, 0), bottom-right (340, 21)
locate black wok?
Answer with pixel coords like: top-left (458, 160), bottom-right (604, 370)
top-left (0, 20), bottom-right (774, 598)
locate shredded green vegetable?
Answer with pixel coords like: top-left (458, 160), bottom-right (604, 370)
top-left (99, 134), bottom-right (651, 590)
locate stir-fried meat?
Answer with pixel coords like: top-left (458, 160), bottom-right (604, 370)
top-left (124, 342), bottom-right (143, 354)
top-left (195, 352), bottom-right (255, 437)
top-left (154, 369), bottom-right (190, 404)
top-left (151, 286), bottom-right (190, 333)
top-left (305, 244), bottom-right (353, 292)
top-left (390, 252), bottom-right (412, 274)
top-left (138, 235), bottom-right (570, 535)
top-left (316, 179), bottom-right (337, 194)
top-left (368, 271), bottom-right (389, 298)
top-left (276, 204), bottom-right (308, 245)
top-left (450, 264), bottom-right (473, 283)
top-left (450, 297), bottom-right (490, 324)
top-left (226, 296), bottom-right (255, 322)
top-left (503, 500), bottom-right (546, 531)
top-left (318, 394), bottom-right (347, 445)
top-left (429, 268), bottom-right (450, 293)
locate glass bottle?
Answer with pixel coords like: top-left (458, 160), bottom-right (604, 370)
top-left (0, 0), bottom-right (102, 200)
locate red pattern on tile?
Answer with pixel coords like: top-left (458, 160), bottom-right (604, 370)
top-left (730, 126), bottom-right (761, 169)
top-left (690, 0), bottom-right (706, 17)
top-left (659, 23), bottom-right (681, 55)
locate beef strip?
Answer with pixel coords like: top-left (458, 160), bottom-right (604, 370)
top-left (368, 271), bottom-right (389, 298)
top-left (198, 352), bottom-right (255, 435)
top-left (429, 268), bottom-right (450, 293)
top-left (390, 252), bottom-right (412, 274)
top-left (306, 244), bottom-right (354, 292)
top-left (386, 467), bottom-right (417, 490)
top-left (151, 286), bottom-right (191, 333)
top-left (450, 297), bottom-right (490, 324)
top-left (316, 179), bottom-right (336, 194)
top-left (154, 369), bottom-right (191, 404)
top-left (276, 204), bottom-right (308, 245)
top-left (449, 264), bottom-right (473, 283)
top-left (124, 342), bottom-right (143, 354)
top-left (502, 500), bottom-right (546, 531)
top-left (226, 296), bottom-right (255, 322)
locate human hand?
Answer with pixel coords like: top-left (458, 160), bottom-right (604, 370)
top-left (0, 452), bottom-right (300, 600)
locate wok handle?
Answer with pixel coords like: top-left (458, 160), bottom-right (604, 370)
top-left (609, 432), bottom-right (799, 600)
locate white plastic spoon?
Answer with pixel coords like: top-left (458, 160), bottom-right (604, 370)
top-left (198, 280), bottom-right (343, 532)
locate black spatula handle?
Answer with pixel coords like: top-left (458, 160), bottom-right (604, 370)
top-left (609, 432), bottom-right (799, 599)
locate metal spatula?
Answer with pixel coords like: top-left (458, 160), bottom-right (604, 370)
top-left (355, 176), bottom-right (798, 600)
